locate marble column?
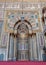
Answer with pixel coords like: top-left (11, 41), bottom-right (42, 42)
top-left (32, 34), bottom-right (37, 60)
top-left (36, 32), bottom-right (41, 61)
top-left (8, 33), bottom-right (14, 60)
top-left (29, 35), bottom-right (32, 60)
top-left (38, 33), bottom-right (43, 61)
top-left (7, 33), bottom-right (10, 61)
top-left (14, 35), bottom-right (17, 61)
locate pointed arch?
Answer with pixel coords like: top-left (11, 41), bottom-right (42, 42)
top-left (14, 20), bottom-right (32, 30)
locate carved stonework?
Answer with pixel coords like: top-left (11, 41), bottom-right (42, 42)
top-left (0, 1), bottom-right (46, 61)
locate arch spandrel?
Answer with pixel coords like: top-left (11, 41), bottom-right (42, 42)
top-left (4, 10), bottom-right (40, 34)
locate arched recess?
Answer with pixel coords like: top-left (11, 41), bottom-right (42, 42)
top-left (13, 20), bottom-right (33, 61)
top-left (16, 23), bottom-right (29, 61)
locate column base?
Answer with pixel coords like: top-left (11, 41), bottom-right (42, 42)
top-left (13, 57), bottom-right (16, 61)
top-left (8, 57), bottom-right (16, 61)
